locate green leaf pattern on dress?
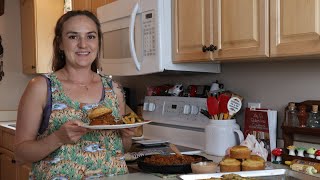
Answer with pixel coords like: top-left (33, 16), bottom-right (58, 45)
top-left (30, 73), bottom-right (128, 180)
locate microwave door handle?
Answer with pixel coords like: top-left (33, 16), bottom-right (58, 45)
top-left (129, 2), bottom-right (141, 71)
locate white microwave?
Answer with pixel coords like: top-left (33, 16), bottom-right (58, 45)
top-left (97, 0), bottom-right (220, 76)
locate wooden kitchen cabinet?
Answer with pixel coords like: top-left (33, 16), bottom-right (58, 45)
top-left (16, 163), bottom-right (32, 180)
top-left (270, 0), bottom-right (320, 57)
top-left (0, 127), bottom-right (31, 180)
top-left (0, 152), bottom-right (16, 180)
top-left (172, 0), bottom-right (269, 63)
top-left (72, 0), bottom-right (115, 16)
top-left (0, 127), bottom-right (16, 180)
top-left (20, 0), bottom-right (64, 74)
top-left (173, 0), bottom-right (212, 62)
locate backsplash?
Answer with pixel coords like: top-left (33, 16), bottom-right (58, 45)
top-left (0, 110), bottom-right (17, 121)
top-left (114, 59), bottom-right (320, 145)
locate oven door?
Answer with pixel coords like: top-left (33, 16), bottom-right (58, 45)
top-left (98, 0), bottom-right (143, 74)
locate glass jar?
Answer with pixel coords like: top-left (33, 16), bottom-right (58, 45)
top-left (307, 105), bottom-right (320, 128)
top-left (284, 102), bottom-right (299, 126)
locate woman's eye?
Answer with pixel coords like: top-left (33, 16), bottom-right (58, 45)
top-left (88, 35), bottom-right (96, 40)
top-left (68, 35), bottom-right (78, 40)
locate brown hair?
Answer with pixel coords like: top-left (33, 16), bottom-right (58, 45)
top-left (52, 10), bottom-right (102, 72)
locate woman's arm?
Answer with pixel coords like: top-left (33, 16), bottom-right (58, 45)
top-left (14, 76), bottom-right (88, 163)
top-left (112, 80), bottom-right (135, 152)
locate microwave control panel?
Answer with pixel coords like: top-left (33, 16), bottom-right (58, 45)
top-left (142, 10), bottom-right (156, 57)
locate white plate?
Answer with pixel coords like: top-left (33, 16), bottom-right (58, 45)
top-left (80, 120), bottom-right (151, 130)
top-left (135, 139), bottom-right (169, 145)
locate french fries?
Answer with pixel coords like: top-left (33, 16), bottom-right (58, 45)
top-left (122, 112), bottom-right (144, 124)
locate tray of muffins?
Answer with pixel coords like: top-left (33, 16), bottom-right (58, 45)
top-left (179, 145), bottom-right (320, 180)
top-left (220, 145), bottom-right (265, 172)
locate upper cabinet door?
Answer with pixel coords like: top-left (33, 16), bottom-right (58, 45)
top-left (72, 0), bottom-right (92, 11)
top-left (270, 0), bottom-right (320, 57)
top-left (91, 0), bottom-right (107, 15)
top-left (20, 0), bottom-right (64, 74)
top-left (214, 0), bottom-right (269, 60)
top-left (173, 0), bottom-right (212, 63)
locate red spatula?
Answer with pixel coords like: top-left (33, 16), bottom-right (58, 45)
top-left (207, 94), bottom-right (219, 120)
top-left (218, 93), bottom-right (231, 120)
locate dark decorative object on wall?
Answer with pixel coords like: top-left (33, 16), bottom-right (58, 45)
top-left (0, 35), bottom-right (4, 81)
top-left (0, 0), bottom-right (4, 16)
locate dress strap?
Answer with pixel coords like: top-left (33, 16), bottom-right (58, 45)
top-left (38, 74), bottom-right (52, 135)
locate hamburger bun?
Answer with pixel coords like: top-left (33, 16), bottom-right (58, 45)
top-left (88, 107), bottom-right (117, 125)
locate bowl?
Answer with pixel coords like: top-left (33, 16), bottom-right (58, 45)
top-left (191, 161), bottom-right (218, 174)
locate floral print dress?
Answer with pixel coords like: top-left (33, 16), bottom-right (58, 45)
top-left (29, 73), bottom-right (128, 180)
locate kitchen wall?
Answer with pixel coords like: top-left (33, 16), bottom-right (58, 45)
top-left (0, 0), bottom-right (319, 146)
top-left (0, 0), bottom-right (32, 110)
top-left (114, 59), bottom-right (320, 144)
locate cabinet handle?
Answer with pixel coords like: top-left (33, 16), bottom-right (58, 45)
top-left (31, 65), bottom-right (35, 69)
top-left (202, 44), bottom-right (217, 52)
top-left (12, 159), bottom-right (16, 164)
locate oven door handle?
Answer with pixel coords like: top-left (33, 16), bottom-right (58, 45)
top-left (129, 2), bottom-right (141, 71)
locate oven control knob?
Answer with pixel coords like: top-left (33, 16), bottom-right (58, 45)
top-left (148, 103), bottom-right (156, 111)
top-left (191, 105), bottom-right (199, 115)
top-left (143, 102), bottom-right (149, 111)
top-left (183, 104), bottom-right (191, 114)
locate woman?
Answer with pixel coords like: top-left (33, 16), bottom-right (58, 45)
top-left (14, 10), bottom-right (135, 179)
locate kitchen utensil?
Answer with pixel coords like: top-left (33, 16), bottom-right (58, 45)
top-left (169, 143), bottom-right (183, 156)
top-left (207, 94), bottom-right (219, 119)
top-left (227, 96), bottom-right (242, 119)
top-left (200, 109), bottom-right (212, 119)
top-left (136, 154), bottom-right (209, 174)
top-left (218, 93), bottom-right (231, 120)
top-left (205, 119), bottom-right (244, 156)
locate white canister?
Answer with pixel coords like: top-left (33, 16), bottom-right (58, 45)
top-left (205, 119), bottom-right (244, 156)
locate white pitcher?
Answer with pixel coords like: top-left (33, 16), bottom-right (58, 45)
top-left (205, 119), bottom-right (244, 156)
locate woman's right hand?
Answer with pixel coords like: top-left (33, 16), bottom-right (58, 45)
top-left (54, 120), bottom-right (89, 144)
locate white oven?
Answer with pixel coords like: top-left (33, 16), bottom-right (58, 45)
top-left (142, 96), bottom-right (209, 150)
top-left (97, 0), bottom-right (220, 76)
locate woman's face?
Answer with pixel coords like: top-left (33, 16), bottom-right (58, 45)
top-left (60, 15), bottom-right (99, 69)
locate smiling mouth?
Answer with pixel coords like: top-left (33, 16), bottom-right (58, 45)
top-left (76, 52), bottom-right (90, 55)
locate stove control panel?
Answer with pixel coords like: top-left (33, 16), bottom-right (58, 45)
top-left (143, 96), bottom-right (209, 128)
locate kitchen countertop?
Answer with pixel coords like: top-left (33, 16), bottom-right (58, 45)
top-left (0, 120), bottom-right (16, 133)
top-left (1, 123), bottom-right (319, 180)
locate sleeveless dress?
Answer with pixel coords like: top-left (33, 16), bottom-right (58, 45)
top-left (29, 73), bottom-right (128, 180)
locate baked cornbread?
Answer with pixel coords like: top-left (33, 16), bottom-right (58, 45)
top-left (241, 158), bottom-right (265, 171)
top-left (219, 158), bottom-right (241, 172)
top-left (230, 146), bottom-right (251, 159)
top-left (249, 155), bottom-right (265, 164)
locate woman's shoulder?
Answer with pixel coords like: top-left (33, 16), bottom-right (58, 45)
top-left (29, 75), bottom-right (49, 88)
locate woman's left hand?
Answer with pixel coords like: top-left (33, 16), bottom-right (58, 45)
top-left (120, 128), bottom-right (136, 138)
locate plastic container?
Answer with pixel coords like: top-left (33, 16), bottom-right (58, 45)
top-left (191, 161), bottom-right (218, 174)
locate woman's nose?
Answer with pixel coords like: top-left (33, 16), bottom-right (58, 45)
top-left (78, 37), bottom-right (87, 48)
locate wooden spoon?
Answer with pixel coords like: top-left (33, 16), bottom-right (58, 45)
top-left (169, 144), bottom-right (183, 156)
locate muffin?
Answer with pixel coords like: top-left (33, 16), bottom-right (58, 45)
top-left (230, 145), bottom-right (251, 159)
top-left (241, 155), bottom-right (265, 171)
top-left (249, 155), bottom-right (265, 163)
top-left (219, 158), bottom-right (241, 172)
